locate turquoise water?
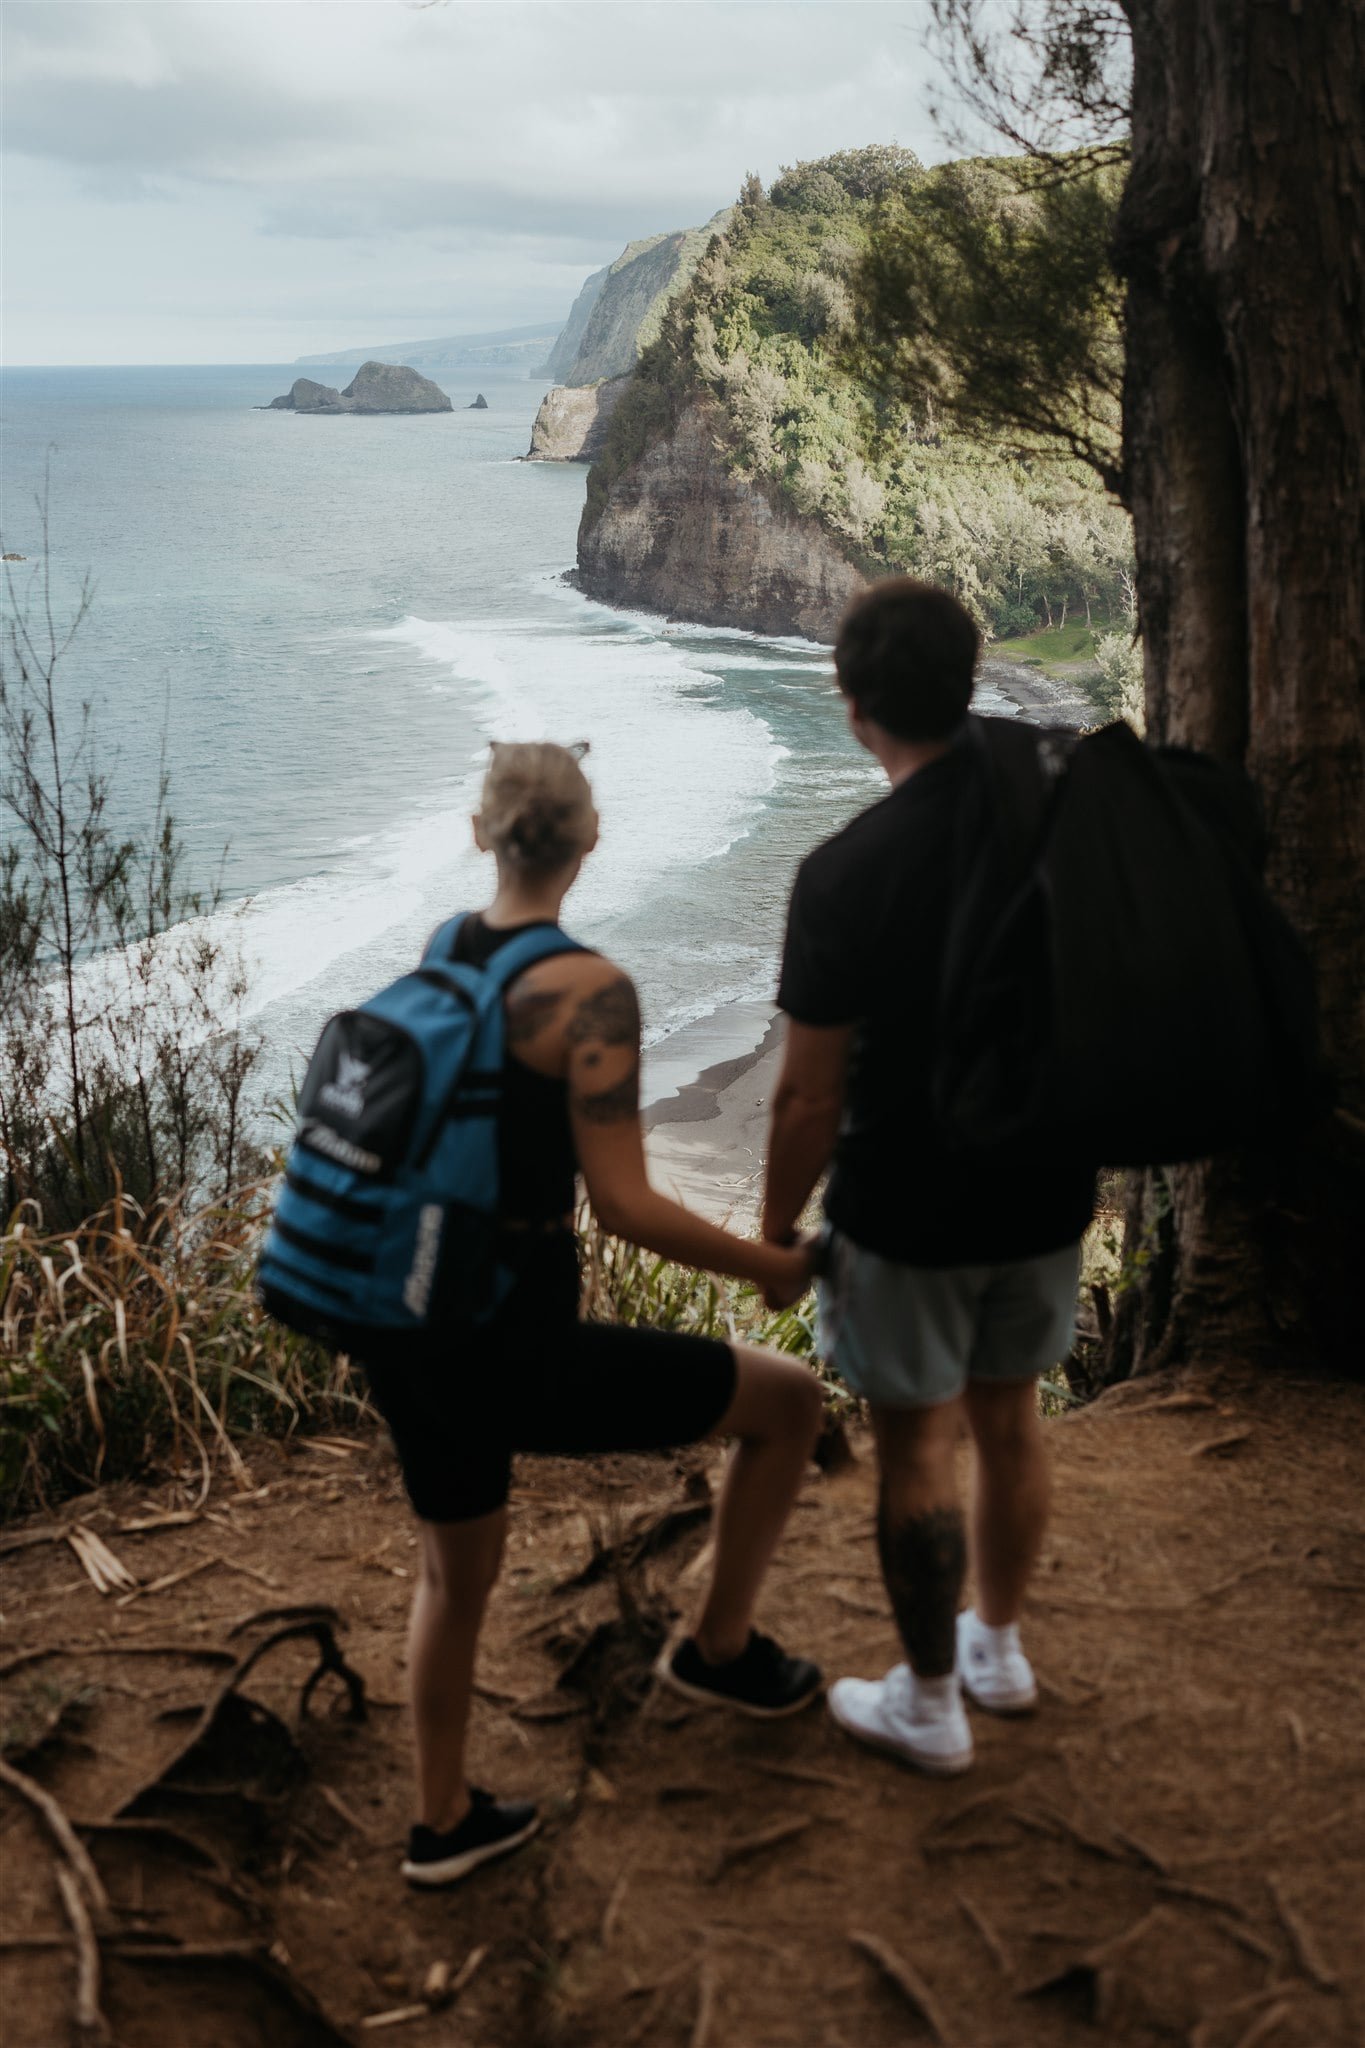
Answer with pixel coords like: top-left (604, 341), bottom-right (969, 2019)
top-left (1, 362), bottom-right (1011, 1107)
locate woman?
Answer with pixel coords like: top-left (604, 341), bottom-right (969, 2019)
top-left (361, 741), bottom-right (824, 1889)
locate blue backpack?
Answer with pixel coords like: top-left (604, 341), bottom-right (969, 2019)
top-left (258, 915), bottom-right (583, 1345)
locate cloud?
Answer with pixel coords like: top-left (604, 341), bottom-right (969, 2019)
top-left (3, 0), bottom-right (940, 362)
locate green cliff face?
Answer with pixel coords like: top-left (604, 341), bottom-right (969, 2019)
top-left (580, 147), bottom-right (1131, 643)
top-left (554, 210), bottom-right (735, 387)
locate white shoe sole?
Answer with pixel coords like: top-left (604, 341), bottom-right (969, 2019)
top-left (401, 1813), bottom-right (540, 1887)
top-left (827, 1694), bottom-right (974, 1776)
top-left (653, 1650), bottom-right (822, 1719)
top-left (960, 1671), bottom-right (1038, 1717)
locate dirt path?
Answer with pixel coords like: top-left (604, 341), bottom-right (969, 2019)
top-left (2, 1365), bottom-right (1361, 2047)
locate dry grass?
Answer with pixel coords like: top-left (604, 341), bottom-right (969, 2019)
top-left (0, 1182), bottom-right (365, 1517)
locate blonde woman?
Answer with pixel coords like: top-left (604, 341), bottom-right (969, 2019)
top-left (359, 741), bottom-right (823, 1889)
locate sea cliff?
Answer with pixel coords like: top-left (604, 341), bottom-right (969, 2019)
top-left (527, 211), bottom-right (732, 462)
top-left (526, 376), bottom-right (629, 463)
top-left (576, 400), bottom-right (865, 640)
top-left (570, 148), bottom-right (1134, 647)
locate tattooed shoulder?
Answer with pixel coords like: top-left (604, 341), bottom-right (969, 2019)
top-left (564, 973), bottom-right (641, 1049)
top-left (572, 1070), bottom-right (640, 1124)
top-left (566, 971), bottom-right (641, 1125)
top-left (505, 983), bottom-right (564, 1048)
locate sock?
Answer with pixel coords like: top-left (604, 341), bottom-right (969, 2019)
top-left (971, 1613), bottom-right (1017, 1649)
top-left (911, 1671), bottom-right (959, 1711)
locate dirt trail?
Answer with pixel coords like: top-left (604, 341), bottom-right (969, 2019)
top-left (2, 1365), bottom-right (1362, 2047)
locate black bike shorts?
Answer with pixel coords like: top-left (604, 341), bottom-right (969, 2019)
top-left (355, 1239), bottom-right (736, 1522)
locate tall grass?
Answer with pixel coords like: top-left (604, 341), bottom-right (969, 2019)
top-left (0, 1184), bottom-right (366, 1517)
top-left (0, 1194), bottom-right (844, 1522)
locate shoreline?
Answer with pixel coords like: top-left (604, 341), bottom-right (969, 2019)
top-left (643, 1010), bottom-right (784, 1225)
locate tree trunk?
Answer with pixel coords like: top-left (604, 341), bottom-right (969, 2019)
top-left (1107, 0), bottom-right (1365, 1376)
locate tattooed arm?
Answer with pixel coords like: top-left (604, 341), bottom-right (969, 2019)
top-left (562, 961), bottom-right (813, 1300)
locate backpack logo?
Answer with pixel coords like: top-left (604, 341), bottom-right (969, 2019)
top-left (318, 1053), bottom-right (371, 1120)
top-left (402, 1204), bottom-right (444, 1316)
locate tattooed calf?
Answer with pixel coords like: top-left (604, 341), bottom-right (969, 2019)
top-left (875, 1499), bottom-right (967, 1677)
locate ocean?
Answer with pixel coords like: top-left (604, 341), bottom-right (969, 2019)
top-left (1, 361), bottom-right (1017, 1112)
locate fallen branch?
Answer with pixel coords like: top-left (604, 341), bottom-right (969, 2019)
top-left (848, 1930), bottom-right (954, 2044)
top-left (450, 1943), bottom-right (489, 1997)
top-left (67, 1526), bottom-right (138, 1596)
top-left (116, 1556), bottom-right (218, 1607)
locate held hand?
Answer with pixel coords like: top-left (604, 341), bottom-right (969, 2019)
top-left (761, 1232), bottom-right (818, 1312)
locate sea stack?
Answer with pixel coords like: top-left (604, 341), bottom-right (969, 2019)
top-left (469, 393), bottom-right (489, 409)
top-left (266, 362), bottom-right (453, 414)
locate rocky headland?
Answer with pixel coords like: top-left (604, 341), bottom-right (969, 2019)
top-left (576, 400), bottom-right (865, 640)
top-left (526, 376), bottom-right (629, 463)
top-left (267, 362), bottom-right (452, 414)
top-left (570, 148), bottom-right (1132, 668)
top-left (526, 212), bottom-right (731, 462)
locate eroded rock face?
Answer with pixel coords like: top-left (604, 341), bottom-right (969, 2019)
top-left (266, 363), bottom-right (452, 414)
top-left (577, 401), bottom-right (867, 642)
top-left (526, 377), bottom-right (629, 463)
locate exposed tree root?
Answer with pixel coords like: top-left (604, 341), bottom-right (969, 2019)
top-left (848, 1928), bottom-right (955, 2044)
top-left (556, 1499), bottom-right (712, 1592)
top-left (710, 1816), bottom-right (814, 1882)
top-left (1265, 1873), bottom-right (1339, 1990)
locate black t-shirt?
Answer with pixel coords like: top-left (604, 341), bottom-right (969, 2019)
top-left (777, 749), bottom-right (1094, 1266)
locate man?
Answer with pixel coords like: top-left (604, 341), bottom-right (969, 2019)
top-left (762, 577), bottom-right (1094, 1774)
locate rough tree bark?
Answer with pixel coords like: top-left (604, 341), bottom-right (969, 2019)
top-left (1107, 0), bottom-right (1365, 1375)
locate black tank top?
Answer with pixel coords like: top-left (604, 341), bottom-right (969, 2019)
top-left (450, 913), bottom-right (578, 1224)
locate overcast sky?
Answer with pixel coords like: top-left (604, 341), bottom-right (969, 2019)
top-left (2, 0), bottom-right (955, 365)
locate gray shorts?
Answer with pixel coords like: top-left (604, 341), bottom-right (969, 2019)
top-left (816, 1231), bottom-right (1082, 1409)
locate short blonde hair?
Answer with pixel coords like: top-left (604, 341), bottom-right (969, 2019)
top-left (479, 741), bottom-right (596, 874)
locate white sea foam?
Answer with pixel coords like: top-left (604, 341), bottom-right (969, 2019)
top-left (152, 604), bottom-right (788, 1081)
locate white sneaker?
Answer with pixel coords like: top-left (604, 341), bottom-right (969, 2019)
top-left (957, 1608), bottom-right (1038, 1714)
top-left (827, 1663), bottom-right (974, 1775)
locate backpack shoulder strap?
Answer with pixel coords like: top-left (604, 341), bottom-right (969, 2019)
top-left (481, 925), bottom-right (589, 992)
top-left (420, 913), bottom-right (467, 967)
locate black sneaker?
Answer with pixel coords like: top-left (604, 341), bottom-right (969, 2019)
top-left (400, 1789), bottom-right (540, 1888)
top-left (656, 1631), bottom-right (823, 1718)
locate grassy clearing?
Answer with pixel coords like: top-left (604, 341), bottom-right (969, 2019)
top-left (986, 619), bottom-right (1104, 673)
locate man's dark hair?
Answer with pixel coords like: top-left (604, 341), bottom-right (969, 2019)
top-left (834, 577), bottom-right (980, 741)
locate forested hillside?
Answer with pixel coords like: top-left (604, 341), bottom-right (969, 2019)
top-left (583, 146), bottom-right (1133, 647)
